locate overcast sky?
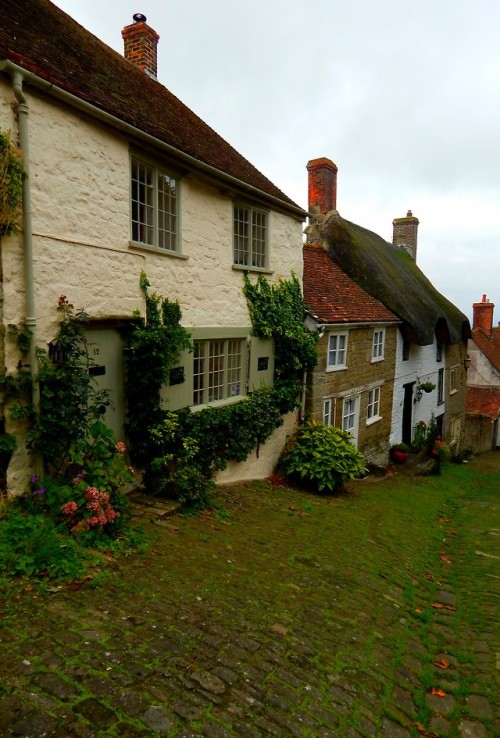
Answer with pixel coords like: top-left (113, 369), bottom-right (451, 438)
top-left (52, 0), bottom-right (500, 321)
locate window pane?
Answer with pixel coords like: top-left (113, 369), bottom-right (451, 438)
top-left (251, 210), bottom-right (267, 268)
top-left (131, 158), bottom-right (154, 244)
top-left (343, 398), bottom-right (355, 431)
top-left (226, 340), bottom-right (242, 397)
top-left (234, 207), bottom-right (249, 265)
top-left (208, 340), bottom-right (225, 402)
top-left (157, 172), bottom-right (177, 251)
top-left (193, 341), bottom-right (205, 405)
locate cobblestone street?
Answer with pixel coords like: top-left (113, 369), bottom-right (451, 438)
top-left (0, 454), bottom-right (498, 738)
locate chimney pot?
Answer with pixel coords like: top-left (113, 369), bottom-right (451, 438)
top-left (472, 295), bottom-right (495, 336)
top-left (306, 157), bottom-right (338, 215)
top-left (392, 210), bottom-right (419, 261)
top-left (122, 14), bottom-right (159, 79)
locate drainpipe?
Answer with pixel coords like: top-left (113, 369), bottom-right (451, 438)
top-left (6, 69), bottom-right (40, 413)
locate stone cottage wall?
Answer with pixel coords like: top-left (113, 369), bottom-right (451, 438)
top-left (306, 324), bottom-right (397, 465)
top-left (0, 83), bottom-right (304, 490)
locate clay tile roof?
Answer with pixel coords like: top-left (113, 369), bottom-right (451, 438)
top-left (466, 386), bottom-right (500, 418)
top-left (472, 326), bottom-right (500, 372)
top-left (303, 245), bottom-right (399, 324)
top-left (0, 0), bottom-right (305, 217)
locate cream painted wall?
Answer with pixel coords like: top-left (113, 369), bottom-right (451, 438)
top-left (0, 84), bottom-right (304, 491)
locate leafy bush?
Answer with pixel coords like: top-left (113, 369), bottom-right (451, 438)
top-left (279, 421), bottom-right (366, 492)
top-left (146, 414), bottom-right (215, 508)
top-left (0, 504), bottom-right (88, 580)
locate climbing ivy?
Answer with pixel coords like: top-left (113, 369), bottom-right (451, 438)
top-left (243, 272), bottom-right (318, 412)
top-left (0, 130), bottom-right (25, 237)
top-left (123, 272), bottom-right (192, 467)
top-left (124, 272), bottom-right (318, 506)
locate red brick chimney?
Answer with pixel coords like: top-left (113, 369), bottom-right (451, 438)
top-left (392, 210), bottom-right (419, 261)
top-left (122, 14), bottom-right (160, 79)
top-left (472, 294), bottom-right (495, 337)
top-left (307, 158), bottom-right (338, 214)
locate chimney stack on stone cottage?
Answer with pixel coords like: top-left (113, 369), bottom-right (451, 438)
top-left (122, 13), bottom-right (160, 79)
top-left (472, 294), bottom-right (495, 337)
top-left (392, 210), bottom-right (419, 261)
top-left (307, 158), bottom-right (338, 214)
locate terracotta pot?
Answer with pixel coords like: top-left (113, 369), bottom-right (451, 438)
top-left (390, 449), bottom-right (408, 464)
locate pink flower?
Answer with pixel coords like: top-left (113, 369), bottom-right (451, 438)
top-left (61, 500), bottom-right (78, 516)
top-left (115, 442), bottom-right (126, 454)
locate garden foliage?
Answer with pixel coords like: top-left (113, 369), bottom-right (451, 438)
top-left (124, 272), bottom-right (318, 507)
top-left (279, 420), bottom-right (366, 492)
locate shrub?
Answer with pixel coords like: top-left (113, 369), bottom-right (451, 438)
top-left (0, 504), bottom-right (88, 580)
top-left (279, 421), bottom-right (366, 492)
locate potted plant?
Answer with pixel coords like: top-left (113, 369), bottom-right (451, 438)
top-left (389, 443), bottom-right (410, 464)
top-left (418, 381), bottom-right (436, 394)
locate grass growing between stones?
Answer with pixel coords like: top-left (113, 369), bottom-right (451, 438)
top-left (0, 455), bottom-right (498, 737)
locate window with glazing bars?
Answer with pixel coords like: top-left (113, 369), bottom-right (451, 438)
top-left (327, 333), bottom-right (347, 369)
top-left (233, 206), bottom-right (267, 268)
top-left (372, 329), bottom-right (385, 360)
top-left (193, 339), bottom-right (244, 406)
top-left (342, 397), bottom-right (356, 433)
top-left (366, 387), bottom-right (380, 421)
top-left (131, 156), bottom-right (177, 251)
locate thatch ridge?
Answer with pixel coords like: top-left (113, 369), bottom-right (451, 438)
top-left (323, 216), bottom-right (470, 346)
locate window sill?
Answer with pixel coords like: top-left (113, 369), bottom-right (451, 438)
top-left (366, 415), bottom-right (382, 427)
top-left (129, 241), bottom-right (189, 259)
top-left (371, 356), bottom-right (384, 364)
top-left (437, 400), bottom-right (445, 406)
top-left (449, 389), bottom-right (458, 396)
top-left (326, 365), bottom-right (347, 372)
top-left (190, 395), bottom-right (246, 413)
top-left (232, 264), bottom-right (273, 275)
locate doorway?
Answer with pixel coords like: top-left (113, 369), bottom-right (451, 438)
top-left (402, 382), bottom-right (415, 445)
top-left (85, 326), bottom-right (125, 442)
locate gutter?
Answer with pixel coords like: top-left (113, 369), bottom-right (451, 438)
top-left (0, 64), bottom-right (40, 414)
top-left (0, 60), bottom-right (307, 221)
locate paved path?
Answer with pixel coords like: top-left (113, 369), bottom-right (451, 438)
top-left (0, 454), bottom-right (498, 737)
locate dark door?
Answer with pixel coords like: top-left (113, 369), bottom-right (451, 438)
top-left (402, 382), bottom-right (415, 445)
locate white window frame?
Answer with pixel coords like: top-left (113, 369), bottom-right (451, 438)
top-left (327, 332), bottom-right (348, 371)
top-left (372, 329), bottom-right (385, 361)
top-left (323, 398), bottom-right (332, 426)
top-left (450, 368), bottom-right (457, 394)
top-left (233, 205), bottom-right (268, 269)
top-left (366, 387), bottom-right (381, 425)
top-left (131, 154), bottom-right (179, 253)
top-left (193, 338), bottom-right (245, 407)
top-left (342, 395), bottom-right (360, 446)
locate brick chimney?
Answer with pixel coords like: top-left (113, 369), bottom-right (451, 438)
top-left (472, 294), bottom-right (495, 337)
top-left (392, 210), bottom-right (419, 261)
top-left (307, 158), bottom-right (338, 214)
top-left (122, 14), bottom-right (160, 79)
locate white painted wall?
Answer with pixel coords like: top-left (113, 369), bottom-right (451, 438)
top-left (390, 330), bottom-right (445, 445)
top-left (0, 84), bottom-right (304, 491)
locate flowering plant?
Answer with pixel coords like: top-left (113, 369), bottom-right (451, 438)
top-left (431, 436), bottom-right (450, 462)
top-left (60, 485), bottom-right (118, 534)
